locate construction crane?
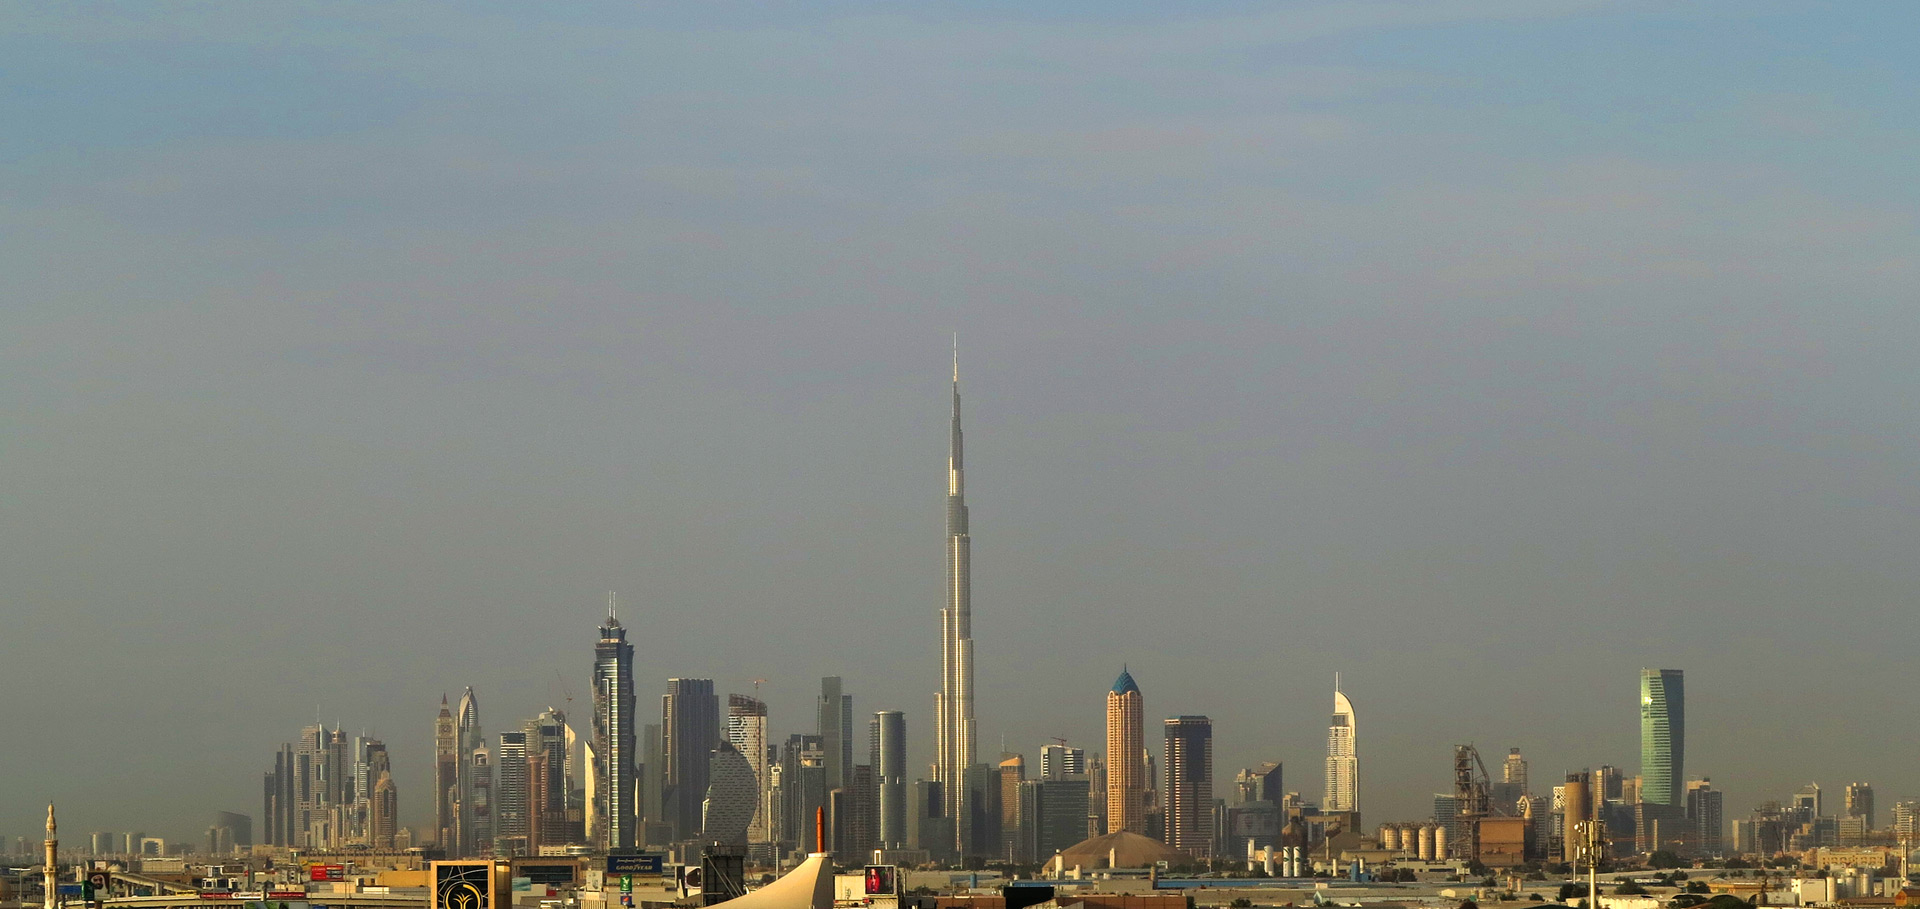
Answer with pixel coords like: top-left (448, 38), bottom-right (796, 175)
top-left (552, 671), bottom-right (574, 719)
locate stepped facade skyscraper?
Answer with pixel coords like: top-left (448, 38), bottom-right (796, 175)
top-left (592, 596), bottom-right (637, 850)
top-left (1324, 676), bottom-right (1358, 814)
top-left (935, 344), bottom-right (978, 824)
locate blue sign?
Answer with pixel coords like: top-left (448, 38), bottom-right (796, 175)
top-left (605, 854), bottom-right (663, 876)
top-left (58, 886), bottom-right (85, 897)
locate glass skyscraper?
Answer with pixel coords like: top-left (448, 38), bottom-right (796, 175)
top-left (1639, 669), bottom-right (1684, 807)
top-left (594, 604), bottom-right (636, 850)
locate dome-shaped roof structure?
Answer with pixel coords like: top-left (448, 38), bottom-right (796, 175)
top-left (1111, 666), bottom-right (1140, 696)
top-left (1055, 830), bottom-right (1186, 869)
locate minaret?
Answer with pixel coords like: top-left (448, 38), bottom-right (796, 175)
top-left (936, 338), bottom-right (977, 827)
top-left (43, 804), bottom-right (57, 909)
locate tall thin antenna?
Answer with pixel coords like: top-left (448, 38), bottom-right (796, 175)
top-left (608, 590), bottom-right (616, 621)
top-left (1335, 671), bottom-right (1341, 693)
top-left (953, 333), bottom-right (959, 383)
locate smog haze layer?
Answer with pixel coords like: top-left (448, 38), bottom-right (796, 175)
top-left (3, 1), bottom-right (1918, 840)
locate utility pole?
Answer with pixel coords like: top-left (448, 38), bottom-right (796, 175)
top-left (1573, 819), bottom-right (1603, 909)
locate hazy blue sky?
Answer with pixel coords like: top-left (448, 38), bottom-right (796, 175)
top-left (5, 1), bottom-right (1919, 842)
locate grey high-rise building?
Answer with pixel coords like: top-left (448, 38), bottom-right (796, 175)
top-left (936, 345), bottom-right (978, 830)
top-left (727, 695), bottom-right (771, 843)
top-left (1164, 716), bottom-right (1214, 859)
top-left (211, 811), bottom-right (251, 850)
top-left (703, 741), bottom-right (759, 846)
top-left (469, 744), bottom-right (494, 855)
top-left (641, 723), bottom-right (664, 839)
top-left (523, 708), bottom-right (575, 849)
top-left (593, 601), bottom-right (637, 850)
top-left (779, 734), bottom-right (827, 850)
top-left (818, 677), bottom-right (852, 792)
top-left (1027, 777), bottom-right (1091, 862)
top-left (264, 743), bottom-right (295, 846)
top-left (1687, 779), bottom-right (1724, 856)
top-left (871, 711), bottom-right (907, 848)
top-left (1040, 744), bottom-right (1086, 782)
top-left (663, 678), bottom-right (720, 841)
top-left (1639, 669), bottom-right (1684, 807)
top-left (1845, 782), bottom-right (1874, 829)
top-left (908, 779), bottom-right (950, 860)
top-left (496, 731), bottom-right (529, 854)
top-left (435, 697), bottom-right (457, 852)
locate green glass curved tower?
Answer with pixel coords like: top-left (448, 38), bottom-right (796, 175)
top-left (1639, 669), bottom-right (1684, 807)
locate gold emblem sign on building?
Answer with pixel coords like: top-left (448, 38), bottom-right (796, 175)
top-left (431, 862), bottom-right (504, 909)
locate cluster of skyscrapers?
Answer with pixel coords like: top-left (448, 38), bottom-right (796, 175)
top-left (215, 355), bottom-right (1918, 872)
top-left (261, 724), bottom-right (396, 851)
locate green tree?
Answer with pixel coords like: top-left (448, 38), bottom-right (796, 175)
top-left (1648, 851), bottom-right (1684, 870)
top-left (1616, 881), bottom-right (1649, 896)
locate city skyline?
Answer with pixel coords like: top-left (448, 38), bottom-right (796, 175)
top-left (8, 2), bottom-right (1920, 845)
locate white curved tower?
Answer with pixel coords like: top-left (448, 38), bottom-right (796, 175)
top-left (1324, 676), bottom-right (1358, 814)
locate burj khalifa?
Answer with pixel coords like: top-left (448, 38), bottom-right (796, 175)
top-left (935, 342), bottom-right (976, 829)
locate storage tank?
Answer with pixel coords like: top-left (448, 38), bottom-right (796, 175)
top-left (1379, 825), bottom-right (1400, 851)
top-left (1417, 824), bottom-right (1436, 860)
top-left (1405, 824), bottom-right (1423, 854)
top-left (1433, 823), bottom-right (1450, 859)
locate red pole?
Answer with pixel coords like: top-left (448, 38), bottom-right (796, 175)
top-left (816, 806), bottom-right (827, 855)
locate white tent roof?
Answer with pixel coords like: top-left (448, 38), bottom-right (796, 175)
top-left (704, 852), bottom-right (833, 909)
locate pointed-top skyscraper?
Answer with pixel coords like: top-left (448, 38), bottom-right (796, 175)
top-left (936, 339), bottom-right (978, 826)
top-left (1106, 667), bottom-right (1144, 834)
top-left (1324, 675), bottom-right (1358, 814)
top-left (593, 594), bottom-right (637, 850)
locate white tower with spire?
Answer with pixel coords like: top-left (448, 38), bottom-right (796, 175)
top-left (1324, 675), bottom-right (1359, 814)
top-left (935, 338), bottom-right (978, 831)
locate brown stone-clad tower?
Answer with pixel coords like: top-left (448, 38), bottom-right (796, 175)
top-left (1105, 668), bottom-right (1144, 834)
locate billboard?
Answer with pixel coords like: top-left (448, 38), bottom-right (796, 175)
top-left (605, 854), bottom-right (664, 876)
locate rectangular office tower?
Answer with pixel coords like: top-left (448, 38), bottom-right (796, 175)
top-left (1164, 716), bottom-right (1214, 859)
top-left (663, 679), bottom-right (720, 841)
top-left (1639, 669), bottom-right (1684, 807)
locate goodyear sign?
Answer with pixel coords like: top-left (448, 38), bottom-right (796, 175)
top-left (605, 854), bottom-right (663, 876)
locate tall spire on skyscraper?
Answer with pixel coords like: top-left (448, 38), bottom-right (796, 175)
top-left (936, 338), bottom-right (977, 832)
